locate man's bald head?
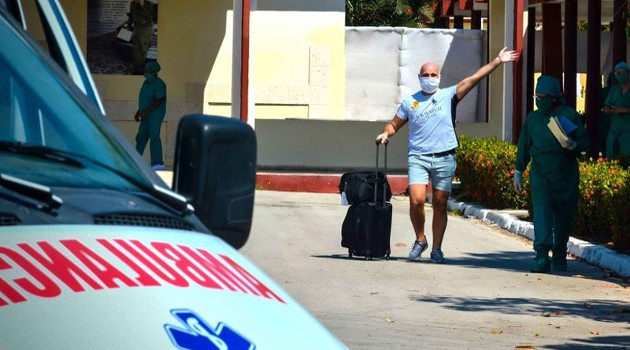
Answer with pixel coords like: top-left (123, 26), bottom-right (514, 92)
top-left (419, 62), bottom-right (440, 77)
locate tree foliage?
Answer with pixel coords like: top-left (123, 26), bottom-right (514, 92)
top-left (345, 0), bottom-right (439, 27)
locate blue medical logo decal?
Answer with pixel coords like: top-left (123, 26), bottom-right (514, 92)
top-left (164, 309), bottom-right (255, 350)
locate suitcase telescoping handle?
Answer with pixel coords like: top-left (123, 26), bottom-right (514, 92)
top-left (374, 140), bottom-right (388, 207)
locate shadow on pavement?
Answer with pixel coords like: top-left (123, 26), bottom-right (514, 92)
top-left (444, 251), bottom-right (593, 273)
top-left (545, 334), bottom-right (630, 349)
top-left (313, 254), bottom-right (405, 261)
top-left (445, 251), bottom-right (629, 285)
top-left (315, 251), bottom-right (609, 275)
top-left (411, 294), bottom-right (630, 324)
top-left (314, 250), bottom-right (629, 288)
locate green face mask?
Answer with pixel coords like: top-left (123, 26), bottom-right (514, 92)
top-left (615, 72), bottom-right (629, 84)
top-left (535, 96), bottom-right (555, 114)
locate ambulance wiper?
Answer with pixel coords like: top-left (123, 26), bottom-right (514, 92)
top-left (27, 148), bottom-right (194, 216)
top-left (0, 141), bottom-right (191, 215)
top-left (0, 141), bottom-right (84, 168)
top-left (0, 173), bottom-right (63, 213)
top-left (69, 157), bottom-right (193, 216)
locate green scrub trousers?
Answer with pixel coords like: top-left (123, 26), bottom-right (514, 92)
top-left (135, 111), bottom-right (164, 166)
top-left (529, 169), bottom-right (578, 256)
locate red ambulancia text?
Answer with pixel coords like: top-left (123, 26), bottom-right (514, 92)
top-left (0, 238), bottom-right (285, 307)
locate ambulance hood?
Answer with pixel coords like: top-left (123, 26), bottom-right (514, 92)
top-left (0, 225), bottom-right (348, 349)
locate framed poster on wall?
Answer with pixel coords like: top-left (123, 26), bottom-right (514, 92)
top-left (87, 0), bottom-right (158, 75)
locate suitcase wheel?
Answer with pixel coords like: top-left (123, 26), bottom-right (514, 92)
top-left (348, 250), bottom-right (353, 259)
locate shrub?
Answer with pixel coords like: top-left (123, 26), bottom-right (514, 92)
top-left (455, 135), bottom-right (529, 210)
top-left (456, 136), bottom-right (630, 252)
top-left (573, 158), bottom-right (630, 252)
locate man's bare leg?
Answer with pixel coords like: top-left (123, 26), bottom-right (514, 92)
top-left (430, 188), bottom-right (450, 250)
top-left (408, 184), bottom-right (428, 243)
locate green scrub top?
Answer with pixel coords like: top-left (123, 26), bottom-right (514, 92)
top-left (138, 76), bottom-right (166, 118)
top-left (605, 84), bottom-right (630, 132)
top-left (515, 105), bottom-right (589, 202)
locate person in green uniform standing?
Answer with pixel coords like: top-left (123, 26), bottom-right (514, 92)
top-left (602, 62), bottom-right (630, 159)
top-left (513, 75), bottom-right (590, 273)
top-left (129, 0), bottom-right (155, 75)
top-left (598, 73), bottom-right (614, 156)
top-left (134, 61), bottom-right (166, 170)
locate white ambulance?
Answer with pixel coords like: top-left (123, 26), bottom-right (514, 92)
top-left (0, 1), bottom-right (348, 349)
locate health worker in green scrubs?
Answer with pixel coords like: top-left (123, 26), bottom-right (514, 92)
top-left (134, 61), bottom-right (166, 170)
top-left (513, 75), bottom-right (590, 273)
top-left (602, 61), bottom-right (630, 158)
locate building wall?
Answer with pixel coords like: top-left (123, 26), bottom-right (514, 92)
top-left (256, 0), bottom-right (344, 11)
top-left (204, 10), bottom-right (346, 121)
top-left (57, 0), bottom-right (510, 172)
top-left (59, 0), bottom-right (345, 167)
top-left (89, 1), bottom-right (232, 166)
top-left (20, 0), bottom-right (88, 48)
top-left (345, 27), bottom-right (486, 123)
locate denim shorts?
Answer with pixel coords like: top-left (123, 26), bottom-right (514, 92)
top-left (408, 151), bottom-right (457, 192)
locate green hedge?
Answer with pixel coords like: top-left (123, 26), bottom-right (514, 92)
top-left (455, 135), bottom-right (529, 209)
top-left (455, 135), bottom-right (630, 252)
top-left (575, 158), bottom-right (630, 251)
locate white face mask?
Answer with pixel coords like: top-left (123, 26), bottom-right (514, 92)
top-left (419, 77), bottom-right (440, 93)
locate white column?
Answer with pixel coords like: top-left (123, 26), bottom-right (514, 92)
top-left (503, 0), bottom-right (515, 143)
top-left (232, 0), bottom-right (243, 121)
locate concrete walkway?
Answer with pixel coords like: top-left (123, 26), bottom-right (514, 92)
top-left (243, 191), bottom-right (630, 350)
top-left (448, 199), bottom-right (630, 279)
top-left (157, 170), bottom-right (630, 279)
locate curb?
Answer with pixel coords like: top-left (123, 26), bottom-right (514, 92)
top-left (448, 199), bottom-right (630, 278)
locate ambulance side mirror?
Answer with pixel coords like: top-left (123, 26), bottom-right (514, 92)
top-left (172, 114), bottom-right (257, 249)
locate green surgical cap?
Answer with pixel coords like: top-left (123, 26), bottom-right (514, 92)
top-left (535, 75), bottom-right (562, 97)
top-left (145, 61), bottom-right (161, 73)
top-left (615, 61), bottom-right (630, 71)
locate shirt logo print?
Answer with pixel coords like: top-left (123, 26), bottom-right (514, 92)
top-left (411, 105), bottom-right (443, 123)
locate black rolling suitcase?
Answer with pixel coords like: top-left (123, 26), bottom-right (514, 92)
top-left (340, 142), bottom-right (392, 260)
top-left (338, 171), bottom-right (391, 205)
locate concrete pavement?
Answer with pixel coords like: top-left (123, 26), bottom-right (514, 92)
top-left (447, 199), bottom-right (630, 279)
top-left (253, 172), bottom-right (630, 279)
top-left (157, 170), bottom-right (630, 279)
top-left (242, 190), bottom-right (630, 350)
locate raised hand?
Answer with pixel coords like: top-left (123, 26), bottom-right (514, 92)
top-left (498, 47), bottom-right (519, 63)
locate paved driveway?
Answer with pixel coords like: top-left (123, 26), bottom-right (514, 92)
top-left (241, 191), bottom-right (630, 350)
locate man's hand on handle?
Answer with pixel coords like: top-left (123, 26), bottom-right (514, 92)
top-left (376, 132), bottom-right (389, 145)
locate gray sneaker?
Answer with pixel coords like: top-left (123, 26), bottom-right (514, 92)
top-left (408, 240), bottom-right (428, 260)
top-left (430, 249), bottom-right (446, 264)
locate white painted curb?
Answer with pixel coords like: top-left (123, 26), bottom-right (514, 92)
top-left (448, 199), bottom-right (630, 278)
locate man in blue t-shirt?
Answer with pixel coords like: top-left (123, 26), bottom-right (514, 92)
top-left (376, 47), bottom-right (518, 263)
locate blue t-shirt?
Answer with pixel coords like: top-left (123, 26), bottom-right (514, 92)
top-left (396, 86), bottom-right (458, 155)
